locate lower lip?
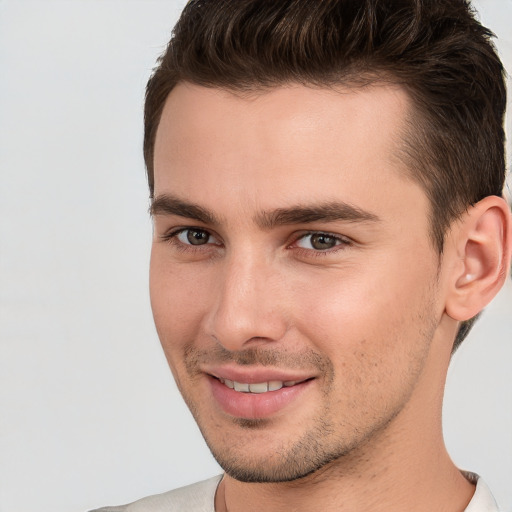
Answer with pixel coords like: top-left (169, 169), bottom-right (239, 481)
top-left (209, 376), bottom-right (312, 419)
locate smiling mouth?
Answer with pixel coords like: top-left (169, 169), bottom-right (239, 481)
top-left (208, 374), bottom-right (315, 418)
top-left (216, 377), bottom-right (310, 394)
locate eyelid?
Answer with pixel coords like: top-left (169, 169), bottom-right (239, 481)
top-left (160, 226), bottom-right (352, 255)
top-left (161, 226), bottom-right (222, 246)
top-left (289, 230), bottom-right (353, 252)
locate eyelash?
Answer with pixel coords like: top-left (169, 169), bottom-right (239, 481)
top-left (161, 227), bottom-right (352, 257)
top-left (160, 227), bottom-right (221, 254)
top-left (292, 231), bottom-right (352, 257)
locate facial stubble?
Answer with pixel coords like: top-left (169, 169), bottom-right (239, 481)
top-left (172, 287), bottom-right (439, 484)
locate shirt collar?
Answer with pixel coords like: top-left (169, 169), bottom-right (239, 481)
top-left (462, 472), bottom-right (500, 512)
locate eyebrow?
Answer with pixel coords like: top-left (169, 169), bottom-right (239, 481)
top-left (150, 194), bottom-right (381, 227)
top-left (150, 194), bottom-right (219, 224)
top-left (255, 202), bottom-right (381, 229)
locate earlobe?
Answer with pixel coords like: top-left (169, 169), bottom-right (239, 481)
top-left (445, 195), bottom-right (512, 322)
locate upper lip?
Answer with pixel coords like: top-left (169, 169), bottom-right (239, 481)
top-left (204, 365), bottom-right (315, 384)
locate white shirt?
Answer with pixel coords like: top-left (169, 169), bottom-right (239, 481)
top-left (91, 472), bottom-right (500, 512)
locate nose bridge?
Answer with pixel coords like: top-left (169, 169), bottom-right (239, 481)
top-left (207, 246), bottom-right (286, 350)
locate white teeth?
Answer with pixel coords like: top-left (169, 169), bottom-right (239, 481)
top-left (268, 380), bottom-right (284, 391)
top-left (219, 378), bottom-right (302, 393)
top-left (249, 382), bottom-right (269, 394)
top-left (233, 381), bottom-right (250, 392)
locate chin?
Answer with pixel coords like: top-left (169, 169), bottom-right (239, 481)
top-left (204, 421), bottom-right (351, 484)
top-left (226, 459), bottom-right (334, 483)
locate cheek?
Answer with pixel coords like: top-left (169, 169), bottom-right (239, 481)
top-left (149, 250), bottom-right (212, 361)
top-left (290, 255), bottom-right (436, 359)
top-left (290, 264), bottom-right (437, 424)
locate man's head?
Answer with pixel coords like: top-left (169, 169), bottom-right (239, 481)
top-left (144, 0), bottom-right (507, 351)
top-left (146, 0), bottom-right (511, 484)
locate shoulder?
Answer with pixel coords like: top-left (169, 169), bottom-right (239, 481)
top-left (90, 475), bottom-right (222, 512)
top-left (462, 472), bottom-right (501, 512)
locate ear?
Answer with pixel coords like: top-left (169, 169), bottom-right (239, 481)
top-left (445, 195), bottom-right (512, 322)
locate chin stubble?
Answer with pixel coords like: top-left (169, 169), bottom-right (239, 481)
top-left (182, 344), bottom-right (341, 482)
top-left (178, 297), bottom-right (439, 484)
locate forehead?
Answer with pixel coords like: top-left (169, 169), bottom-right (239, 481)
top-left (153, 82), bottom-right (424, 222)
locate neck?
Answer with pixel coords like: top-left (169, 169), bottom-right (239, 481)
top-left (216, 429), bottom-right (473, 512)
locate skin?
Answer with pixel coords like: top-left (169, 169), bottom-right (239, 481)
top-left (149, 83), bottom-right (510, 512)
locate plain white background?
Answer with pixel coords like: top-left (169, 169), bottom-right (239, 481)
top-left (0, 1), bottom-right (511, 511)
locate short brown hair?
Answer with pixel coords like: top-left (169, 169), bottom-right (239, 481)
top-left (144, 0), bottom-right (507, 350)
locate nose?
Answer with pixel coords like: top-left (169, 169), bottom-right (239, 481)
top-left (204, 251), bottom-right (288, 351)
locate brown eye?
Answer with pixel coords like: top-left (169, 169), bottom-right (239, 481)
top-left (169, 227), bottom-right (221, 251)
top-left (184, 229), bottom-right (210, 245)
top-left (294, 232), bottom-right (350, 253)
top-left (309, 233), bottom-right (338, 250)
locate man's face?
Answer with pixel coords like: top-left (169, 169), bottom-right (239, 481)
top-left (150, 83), bottom-right (446, 482)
